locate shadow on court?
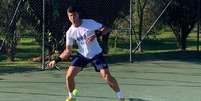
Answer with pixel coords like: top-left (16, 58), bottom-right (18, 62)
top-left (107, 51), bottom-right (201, 64)
top-left (128, 98), bottom-right (149, 101)
top-left (0, 90), bottom-right (64, 96)
top-left (77, 96), bottom-right (149, 101)
top-left (0, 66), bottom-right (40, 75)
top-left (0, 90), bottom-right (145, 101)
top-left (0, 51), bottom-right (200, 75)
top-left (2, 79), bottom-right (201, 88)
top-left (0, 63), bottom-right (64, 75)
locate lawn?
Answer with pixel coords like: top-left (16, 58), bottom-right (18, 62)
top-left (0, 31), bottom-right (201, 71)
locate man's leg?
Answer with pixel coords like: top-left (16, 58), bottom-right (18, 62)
top-left (66, 66), bottom-right (81, 99)
top-left (99, 68), bottom-right (119, 92)
top-left (99, 68), bottom-right (125, 100)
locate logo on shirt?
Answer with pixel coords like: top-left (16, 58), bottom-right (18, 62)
top-left (76, 34), bottom-right (87, 44)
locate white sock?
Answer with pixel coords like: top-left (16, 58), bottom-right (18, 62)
top-left (116, 90), bottom-right (125, 99)
top-left (68, 92), bottom-right (74, 98)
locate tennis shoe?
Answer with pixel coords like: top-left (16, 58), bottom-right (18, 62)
top-left (65, 97), bottom-right (76, 101)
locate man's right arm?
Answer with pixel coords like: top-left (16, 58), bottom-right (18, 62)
top-left (48, 46), bottom-right (72, 69)
top-left (59, 46), bottom-right (72, 60)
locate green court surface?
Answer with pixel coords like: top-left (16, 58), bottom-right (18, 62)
top-left (0, 60), bottom-right (201, 101)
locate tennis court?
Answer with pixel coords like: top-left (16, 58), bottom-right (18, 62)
top-left (0, 0), bottom-right (201, 101)
top-left (1, 58), bottom-right (201, 101)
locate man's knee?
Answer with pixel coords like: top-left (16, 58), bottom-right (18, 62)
top-left (66, 66), bottom-right (79, 80)
top-left (100, 70), bottom-right (113, 81)
top-left (66, 73), bottom-right (74, 81)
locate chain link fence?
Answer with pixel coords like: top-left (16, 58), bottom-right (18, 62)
top-left (0, 0), bottom-right (200, 70)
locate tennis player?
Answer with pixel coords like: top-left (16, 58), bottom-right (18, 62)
top-left (48, 6), bottom-right (125, 101)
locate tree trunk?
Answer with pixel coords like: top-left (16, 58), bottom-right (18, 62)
top-left (181, 35), bottom-right (186, 51)
top-left (137, 0), bottom-right (148, 52)
top-left (6, 26), bottom-right (17, 62)
top-left (102, 32), bottom-right (110, 54)
top-left (138, 9), bottom-right (144, 52)
top-left (172, 28), bottom-right (187, 51)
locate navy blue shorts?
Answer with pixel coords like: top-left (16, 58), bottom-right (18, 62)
top-left (70, 53), bottom-right (108, 72)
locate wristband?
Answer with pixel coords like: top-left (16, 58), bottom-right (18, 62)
top-left (95, 30), bottom-right (102, 36)
top-left (54, 56), bottom-right (62, 63)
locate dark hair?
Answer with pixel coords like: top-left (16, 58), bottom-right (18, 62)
top-left (67, 5), bottom-right (80, 13)
top-left (67, 5), bottom-right (84, 19)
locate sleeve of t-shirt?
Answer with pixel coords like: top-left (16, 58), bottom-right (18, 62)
top-left (90, 19), bottom-right (103, 30)
top-left (66, 29), bottom-right (74, 47)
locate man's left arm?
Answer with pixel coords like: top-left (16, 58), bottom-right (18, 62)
top-left (85, 26), bottom-right (111, 44)
top-left (95, 26), bottom-right (111, 36)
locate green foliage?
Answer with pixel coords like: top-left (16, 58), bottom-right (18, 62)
top-left (1, 0), bottom-right (201, 61)
top-left (161, 0), bottom-right (200, 50)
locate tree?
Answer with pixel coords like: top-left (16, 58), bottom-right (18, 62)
top-left (28, 0), bottom-right (130, 54)
top-left (135, 0), bottom-right (148, 52)
top-left (1, 0), bottom-right (131, 61)
top-left (129, 0), bottom-right (164, 52)
top-left (162, 0), bottom-right (200, 51)
top-left (0, 0), bottom-right (25, 61)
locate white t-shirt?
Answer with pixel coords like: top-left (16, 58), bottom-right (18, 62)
top-left (66, 19), bottom-right (103, 59)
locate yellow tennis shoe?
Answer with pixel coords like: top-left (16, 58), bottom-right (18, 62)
top-left (65, 97), bottom-right (76, 101)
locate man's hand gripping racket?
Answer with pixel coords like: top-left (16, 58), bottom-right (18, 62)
top-left (46, 60), bottom-right (61, 71)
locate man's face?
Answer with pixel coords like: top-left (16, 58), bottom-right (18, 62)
top-left (67, 12), bottom-right (80, 25)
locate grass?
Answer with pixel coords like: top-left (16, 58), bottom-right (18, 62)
top-left (0, 31), bottom-right (201, 74)
top-left (0, 38), bottom-right (41, 75)
top-left (16, 38), bottom-right (41, 60)
top-left (109, 31), bottom-right (201, 51)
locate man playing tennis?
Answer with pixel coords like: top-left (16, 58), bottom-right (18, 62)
top-left (48, 6), bottom-right (125, 101)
